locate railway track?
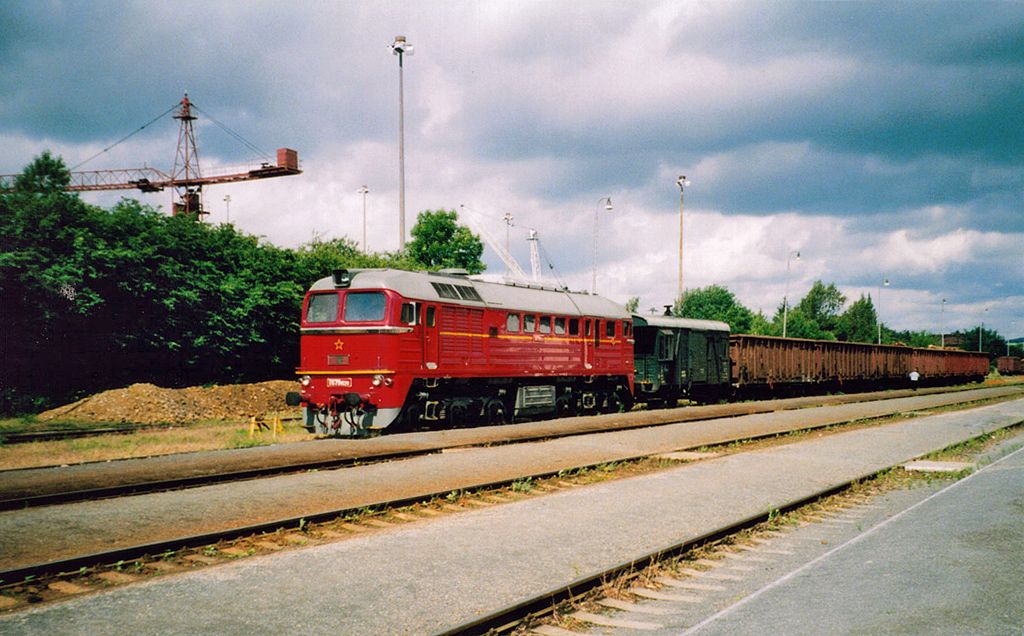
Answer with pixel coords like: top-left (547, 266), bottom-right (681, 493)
top-left (0, 386), bottom-right (1018, 595)
top-left (0, 424), bottom-right (168, 444)
top-left (441, 429), bottom-right (1024, 635)
top-left (0, 384), bottom-right (1002, 512)
top-left (2, 396), bottom-right (1020, 632)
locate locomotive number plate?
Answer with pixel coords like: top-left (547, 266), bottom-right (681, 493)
top-left (326, 377), bottom-right (353, 388)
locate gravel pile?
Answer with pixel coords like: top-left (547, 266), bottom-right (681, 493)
top-left (38, 380), bottom-right (298, 424)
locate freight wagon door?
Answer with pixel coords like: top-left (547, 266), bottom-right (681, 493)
top-left (688, 331), bottom-right (708, 383)
top-left (423, 304), bottom-right (439, 370)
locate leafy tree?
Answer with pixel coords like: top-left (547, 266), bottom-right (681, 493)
top-left (774, 306), bottom-right (833, 340)
top-left (835, 294), bottom-right (877, 343)
top-left (625, 296), bottom-right (640, 313)
top-left (407, 209), bottom-right (485, 274)
top-left (956, 327), bottom-right (1005, 361)
top-left (294, 237), bottom-right (418, 288)
top-left (796, 281), bottom-right (846, 334)
top-left (749, 311), bottom-right (774, 335)
top-left (672, 285), bottom-right (754, 333)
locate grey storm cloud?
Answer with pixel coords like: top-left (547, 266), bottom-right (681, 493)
top-left (1, 1), bottom-right (1020, 334)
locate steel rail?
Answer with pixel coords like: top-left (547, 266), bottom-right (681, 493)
top-left (0, 384), bottom-right (1007, 512)
top-left (0, 391), bottom-right (1015, 587)
top-left (433, 479), bottom-right (863, 635)
top-left (0, 425), bottom-right (169, 445)
top-left (0, 449), bottom-right (428, 512)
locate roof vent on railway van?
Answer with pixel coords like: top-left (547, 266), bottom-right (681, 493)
top-left (438, 268), bottom-right (469, 277)
top-left (333, 269), bottom-right (353, 288)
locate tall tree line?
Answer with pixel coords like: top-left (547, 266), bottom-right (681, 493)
top-left (0, 154), bottom-right (484, 413)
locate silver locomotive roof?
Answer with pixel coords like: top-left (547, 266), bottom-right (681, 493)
top-left (631, 313), bottom-right (730, 332)
top-left (309, 269), bottom-right (631, 320)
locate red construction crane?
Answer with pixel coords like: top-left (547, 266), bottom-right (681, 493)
top-left (1, 93), bottom-right (301, 217)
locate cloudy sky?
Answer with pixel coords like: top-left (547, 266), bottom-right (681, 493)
top-left (2, 1), bottom-right (1021, 338)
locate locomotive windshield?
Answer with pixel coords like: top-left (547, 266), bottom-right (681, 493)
top-left (306, 293), bottom-right (339, 323)
top-left (343, 291), bottom-right (387, 322)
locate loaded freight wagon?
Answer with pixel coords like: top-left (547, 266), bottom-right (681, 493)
top-left (729, 334), bottom-right (988, 395)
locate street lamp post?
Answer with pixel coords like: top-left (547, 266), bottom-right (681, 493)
top-left (357, 185), bottom-right (369, 252)
top-left (979, 307), bottom-right (989, 352)
top-left (940, 298), bottom-right (946, 347)
top-left (782, 250), bottom-right (800, 338)
top-left (592, 197), bottom-right (613, 293)
top-left (676, 176), bottom-right (691, 299)
top-left (223, 194), bottom-right (231, 224)
top-left (503, 212), bottom-right (514, 256)
top-left (877, 278), bottom-right (890, 345)
top-left (390, 35), bottom-right (414, 250)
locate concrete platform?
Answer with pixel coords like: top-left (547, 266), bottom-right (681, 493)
top-left (1, 399), bottom-right (1021, 635)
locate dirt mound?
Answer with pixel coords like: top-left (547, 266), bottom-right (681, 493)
top-left (38, 380), bottom-right (299, 424)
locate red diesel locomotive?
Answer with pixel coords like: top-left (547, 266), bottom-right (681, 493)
top-left (288, 268), bottom-right (634, 436)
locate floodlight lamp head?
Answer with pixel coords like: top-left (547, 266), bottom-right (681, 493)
top-left (605, 197), bottom-right (613, 211)
top-left (391, 35), bottom-right (413, 56)
top-left (357, 185), bottom-right (369, 194)
top-left (677, 175), bottom-right (691, 189)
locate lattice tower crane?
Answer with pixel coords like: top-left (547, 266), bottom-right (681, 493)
top-left (0, 93), bottom-right (301, 218)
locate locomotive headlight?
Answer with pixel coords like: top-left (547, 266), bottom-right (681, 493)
top-left (384, 377), bottom-right (393, 386)
top-left (371, 374), bottom-right (384, 387)
top-left (299, 375), bottom-right (312, 387)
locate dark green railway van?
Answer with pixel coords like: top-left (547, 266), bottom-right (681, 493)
top-left (632, 314), bottom-right (730, 405)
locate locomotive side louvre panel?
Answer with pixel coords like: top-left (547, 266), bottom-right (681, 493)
top-left (439, 304), bottom-right (484, 366)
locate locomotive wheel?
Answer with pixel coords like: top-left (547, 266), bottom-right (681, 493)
top-left (613, 389), bottom-right (634, 413)
top-left (555, 395), bottom-right (576, 419)
top-left (484, 399), bottom-right (507, 425)
top-left (396, 403), bottom-right (422, 432)
top-left (448, 403), bottom-right (468, 428)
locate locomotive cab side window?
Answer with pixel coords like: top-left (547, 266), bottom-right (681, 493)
top-left (426, 306), bottom-right (437, 327)
top-left (524, 315), bottom-right (536, 333)
top-left (606, 321), bottom-right (616, 338)
top-left (554, 317), bottom-right (566, 335)
top-left (344, 292), bottom-right (386, 322)
top-left (569, 319), bottom-right (580, 336)
top-left (400, 302), bottom-right (418, 325)
top-left (506, 313), bottom-right (520, 332)
top-left (306, 293), bottom-right (339, 323)
top-left (594, 320), bottom-right (601, 347)
top-left (539, 316), bottom-right (552, 334)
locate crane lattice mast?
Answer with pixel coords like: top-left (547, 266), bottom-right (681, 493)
top-left (0, 93), bottom-right (301, 218)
